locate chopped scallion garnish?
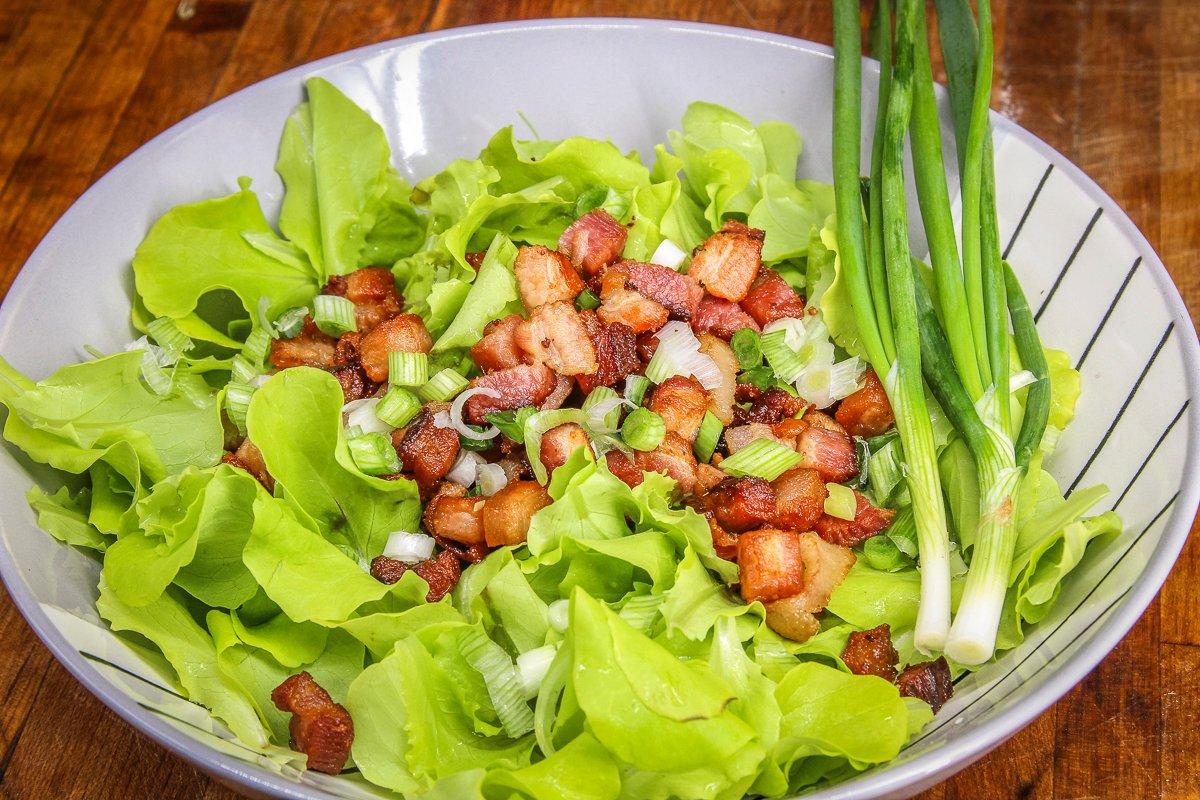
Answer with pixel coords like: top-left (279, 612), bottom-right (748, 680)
top-left (693, 411), bottom-right (724, 463)
top-left (621, 408), bottom-right (665, 452)
top-left (718, 438), bottom-right (802, 481)
top-left (419, 367), bottom-right (468, 401)
top-left (312, 295), bottom-right (357, 336)
top-left (346, 431), bottom-right (401, 476)
top-left (375, 387), bottom-right (422, 428)
top-left (389, 351), bottom-right (429, 387)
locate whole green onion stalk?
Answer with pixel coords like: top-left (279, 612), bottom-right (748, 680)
top-left (834, 0), bottom-right (952, 653)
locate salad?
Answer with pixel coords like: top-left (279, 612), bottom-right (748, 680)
top-left (0, 1), bottom-right (1121, 797)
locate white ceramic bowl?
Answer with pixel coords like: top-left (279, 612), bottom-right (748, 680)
top-left (0, 19), bottom-right (1195, 800)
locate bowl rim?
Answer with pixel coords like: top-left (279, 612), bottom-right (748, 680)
top-left (0, 16), bottom-right (1196, 800)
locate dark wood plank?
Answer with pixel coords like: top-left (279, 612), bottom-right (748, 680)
top-left (1162, 643), bottom-right (1200, 800)
top-left (212, 0), bottom-right (330, 98)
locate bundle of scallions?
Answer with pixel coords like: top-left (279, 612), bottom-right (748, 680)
top-left (832, 0), bottom-right (1050, 664)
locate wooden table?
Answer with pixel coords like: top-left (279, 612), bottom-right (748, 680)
top-left (0, 1), bottom-right (1195, 798)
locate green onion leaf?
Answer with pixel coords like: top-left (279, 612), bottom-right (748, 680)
top-left (582, 386), bottom-right (624, 430)
top-left (375, 387), bottom-right (422, 428)
top-left (824, 483), bottom-right (858, 520)
top-left (719, 438), bottom-right (803, 481)
top-left (312, 295), bottom-right (357, 336)
top-left (737, 366), bottom-right (777, 391)
top-left (863, 534), bottom-right (912, 571)
top-left (574, 186), bottom-right (610, 217)
top-left (273, 307), bottom-right (309, 339)
top-left (224, 381), bottom-right (256, 433)
top-left (389, 351), bottom-right (429, 387)
top-left (621, 408), bottom-right (665, 452)
top-left (346, 431), bottom-right (401, 476)
top-left (242, 327), bottom-right (272, 365)
top-left (146, 317), bottom-right (193, 361)
top-left (419, 367), bottom-right (468, 402)
top-left (487, 406), bottom-right (537, 445)
top-left (575, 288), bottom-right (601, 311)
top-left (460, 628), bottom-right (535, 738)
top-left (730, 328), bottom-right (763, 369)
top-left (693, 411), bottom-right (724, 463)
top-left (760, 329), bottom-right (807, 384)
top-left (459, 431), bottom-right (495, 452)
top-left (230, 354), bottom-right (261, 385)
top-left (139, 349), bottom-right (174, 396)
top-left (623, 375), bottom-right (651, 406)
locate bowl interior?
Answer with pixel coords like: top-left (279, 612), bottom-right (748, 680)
top-left (0, 19), bottom-right (1195, 800)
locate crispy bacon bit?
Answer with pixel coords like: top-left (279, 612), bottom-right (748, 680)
top-left (797, 416), bottom-right (858, 483)
top-left (740, 269), bottom-right (805, 327)
top-left (497, 457), bottom-right (532, 483)
top-left (636, 332), bottom-right (660, 364)
top-left (691, 295), bottom-right (760, 340)
top-left (393, 405), bottom-right (460, 490)
top-left (623, 261), bottom-right (704, 320)
top-left (896, 658), bottom-right (954, 712)
top-left (697, 333), bottom-right (737, 425)
top-left (772, 417), bottom-right (809, 446)
top-left (370, 550), bottom-right (463, 602)
top-left (791, 531), bottom-right (856, 612)
top-left (471, 314), bottom-right (527, 373)
top-left (423, 483), bottom-right (485, 545)
top-left (835, 368), bottom-right (895, 437)
top-left (271, 672), bottom-right (354, 775)
top-left (688, 221), bottom-right (764, 302)
top-left (517, 301), bottom-right (598, 376)
top-left (539, 423), bottom-right (590, 477)
top-left (723, 423), bottom-right (789, 455)
top-left (598, 284), bottom-right (670, 334)
top-left (737, 528), bottom-right (805, 602)
top-left (435, 536), bottom-right (489, 564)
top-left (358, 314), bottom-right (433, 383)
top-left (269, 318), bottom-right (336, 369)
top-left (772, 467), bottom-right (827, 532)
top-left (841, 624), bottom-right (900, 681)
top-left (222, 439), bottom-right (274, 491)
top-left (558, 209), bottom-right (628, 276)
top-left (634, 431), bottom-right (698, 494)
top-left (465, 251), bottom-right (487, 270)
top-left (695, 462), bottom-right (728, 493)
top-left (709, 477), bottom-right (777, 533)
top-left (814, 490), bottom-right (896, 547)
top-left (736, 382), bottom-right (765, 404)
top-left (368, 554), bottom-right (409, 584)
top-left (737, 387), bottom-right (809, 426)
top-left (514, 245), bottom-right (585, 309)
top-left (576, 311), bottom-right (640, 394)
top-left (334, 332), bottom-right (362, 365)
top-left (330, 364), bottom-right (371, 402)
top-left (344, 267), bottom-right (404, 333)
top-left (764, 595), bottom-right (821, 643)
top-left (322, 276), bottom-right (347, 296)
top-left (605, 450), bottom-right (644, 488)
top-left (647, 375), bottom-right (710, 443)
top-left (704, 511), bottom-right (740, 561)
top-left (481, 480), bottom-right (551, 547)
top-left (541, 374), bottom-right (574, 411)
top-left (464, 363), bottom-right (557, 424)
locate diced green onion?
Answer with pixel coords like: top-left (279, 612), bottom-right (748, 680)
top-left (737, 365), bottom-right (777, 391)
top-left (460, 628), bottom-right (534, 737)
top-left (242, 327), bottom-right (272, 364)
top-left (139, 349), bottom-right (174, 396)
top-left (824, 483), bottom-right (858, 520)
top-left (760, 329), bottom-right (807, 384)
top-left (487, 406), bottom-right (537, 445)
top-left (375, 387), bottom-right (421, 428)
top-left (621, 408), bottom-right (665, 452)
top-left (623, 375), bottom-right (651, 406)
top-left (419, 367), bottom-right (468, 401)
top-left (224, 381), bottom-right (256, 433)
top-left (346, 431), bottom-right (401, 476)
top-left (547, 599), bottom-right (570, 633)
top-left (582, 386), bottom-right (624, 431)
top-left (146, 317), bottom-right (192, 361)
top-left (575, 288), bottom-right (601, 311)
top-left (459, 431), bottom-right (495, 452)
top-left (389, 351), bottom-right (429, 387)
top-left (516, 644), bottom-right (558, 700)
top-left (274, 307), bottom-right (308, 339)
top-left (730, 328), bottom-right (763, 369)
top-left (693, 411), bottom-right (724, 463)
top-left (230, 354), bottom-right (261, 385)
top-left (719, 438), bottom-right (803, 481)
top-left (312, 295), bottom-right (357, 336)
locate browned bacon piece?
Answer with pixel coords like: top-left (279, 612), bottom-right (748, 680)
top-left (358, 313), bottom-right (433, 383)
top-left (737, 387), bottom-right (808, 426)
top-left (705, 511), bottom-right (740, 562)
top-left (269, 318), bottom-right (336, 369)
top-left (222, 439), bottom-right (274, 491)
top-left (695, 462), bottom-right (727, 493)
top-left (723, 423), bottom-right (789, 455)
top-left (481, 480), bottom-right (552, 546)
top-left (514, 245), bottom-right (585, 309)
top-left (516, 301), bottom-right (598, 376)
top-left (576, 311), bottom-right (640, 395)
top-left (423, 482), bottom-right (485, 546)
top-left (814, 490), bottom-right (896, 548)
top-left (688, 221), bottom-right (764, 302)
top-left (690, 295), bottom-right (760, 340)
top-left (759, 534), bottom-right (857, 642)
top-left (538, 423), bottom-right (590, 477)
top-left (330, 364), bottom-right (372, 402)
top-left (740, 269), bottom-right (805, 327)
top-left (597, 262), bottom-right (670, 334)
top-left (737, 528), bottom-right (805, 602)
top-left (558, 209), bottom-right (628, 276)
top-left (344, 267), bottom-right (403, 333)
top-left (270, 672), bottom-right (354, 775)
top-left (392, 405), bottom-right (460, 491)
top-left (841, 624), bottom-right (900, 682)
top-left (605, 450), bottom-right (644, 489)
top-left (835, 368), bottom-right (895, 437)
top-left (772, 467), bottom-right (827, 532)
top-left (647, 375), bottom-right (710, 443)
top-left (541, 374), bottom-right (574, 411)
top-left (623, 261), bottom-right (704, 320)
top-left (463, 363), bottom-right (557, 424)
top-left (465, 251), bottom-right (487, 270)
top-left (436, 536), bottom-right (489, 564)
top-left (369, 549), bottom-right (462, 602)
top-left (797, 413), bottom-right (858, 483)
top-left (763, 595), bottom-right (821, 643)
top-left (634, 431), bottom-right (698, 494)
top-left (897, 658), bottom-right (954, 712)
top-left (708, 477), bottom-right (777, 533)
top-left (334, 331), bottom-right (362, 365)
top-left (471, 314), bottom-right (527, 373)
top-left (696, 333), bottom-right (737, 425)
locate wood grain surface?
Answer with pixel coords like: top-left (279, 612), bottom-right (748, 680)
top-left (0, 1), bottom-right (1196, 798)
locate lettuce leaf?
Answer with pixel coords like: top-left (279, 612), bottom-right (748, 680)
top-left (433, 234), bottom-right (523, 352)
top-left (27, 485), bottom-right (109, 552)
